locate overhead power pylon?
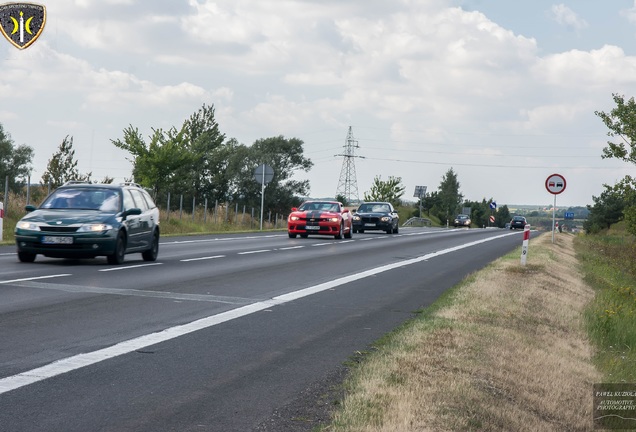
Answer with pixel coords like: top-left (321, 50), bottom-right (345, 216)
top-left (335, 126), bottom-right (363, 204)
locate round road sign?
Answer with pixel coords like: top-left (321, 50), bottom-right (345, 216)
top-left (545, 173), bottom-right (566, 195)
top-left (254, 164), bottom-right (274, 185)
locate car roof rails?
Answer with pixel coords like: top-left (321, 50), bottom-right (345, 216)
top-left (120, 182), bottom-right (142, 188)
top-left (63, 180), bottom-right (90, 186)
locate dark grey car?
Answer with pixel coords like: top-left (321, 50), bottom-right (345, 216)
top-left (15, 182), bottom-right (160, 264)
top-left (352, 202), bottom-right (399, 234)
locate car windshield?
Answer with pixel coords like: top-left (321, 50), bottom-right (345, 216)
top-left (299, 202), bottom-right (339, 212)
top-left (358, 204), bottom-right (390, 213)
top-left (457, 215), bottom-right (469, 219)
top-left (41, 188), bottom-right (121, 211)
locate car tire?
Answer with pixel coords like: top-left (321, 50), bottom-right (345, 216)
top-left (18, 251), bottom-right (36, 263)
top-left (288, 233), bottom-right (297, 238)
top-left (344, 226), bottom-right (352, 239)
top-left (386, 227), bottom-right (392, 234)
top-left (335, 223), bottom-right (344, 239)
top-left (359, 229), bottom-right (364, 234)
top-left (393, 225), bottom-right (399, 234)
top-left (107, 231), bottom-right (126, 265)
top-left (142, 230), bottom-right (159, 261)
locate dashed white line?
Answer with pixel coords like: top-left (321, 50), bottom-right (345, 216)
top-left (0, 274), bottom-right (72, 284)
top-left (99, 263), bottom-right (163, 272)
top-left (180, 255), bottom-right (226, 262)
top-left (238, 250), bottom-right (270, 255)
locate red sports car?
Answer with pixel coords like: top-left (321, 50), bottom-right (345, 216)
top-left (287, 201), bottom-right (353, 239)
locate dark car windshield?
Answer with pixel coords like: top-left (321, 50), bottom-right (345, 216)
top-left (456, 214), bottom-right (469, 220)
top-left (358, 204), bottom-right (390, 213)
top-left (41, 188), bottom-right (121, 211)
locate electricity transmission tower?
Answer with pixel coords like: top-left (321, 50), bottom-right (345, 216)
top-left (335, 126), bottom-right (363, 204)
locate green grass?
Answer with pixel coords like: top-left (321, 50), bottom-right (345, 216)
top-left (575, 224), bottom-right (636, 382)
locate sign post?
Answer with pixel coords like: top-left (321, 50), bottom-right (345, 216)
top-left (254, 164), bottom-right (274, 231)
top-left (413, 185), bottom-right (427, 220)
top-left (545, 173), bottom-right (566, 243)
top-left (521, 224), bottom-right (530, 265)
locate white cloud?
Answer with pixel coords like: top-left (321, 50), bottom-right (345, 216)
top-left (549, 4), bottom-right (589, 31)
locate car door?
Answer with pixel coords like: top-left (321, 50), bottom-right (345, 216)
top-left (129, 188), bottom-right (153, 249)
top-left (122, 189), bottom-right (143, 250)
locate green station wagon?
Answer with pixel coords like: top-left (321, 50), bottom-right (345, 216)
top-left (15, 182), bottom-right (160, 264)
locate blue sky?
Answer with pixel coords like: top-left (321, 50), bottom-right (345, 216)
top-left (2, 0), bottom-right (636, 207)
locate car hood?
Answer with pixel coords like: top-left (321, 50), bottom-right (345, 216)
top-left (292, 210), bottom-right (339, 218)
top-left (356, 212), bottom-right (392, 218)
top-left (20, 209), bottom-right (117, 225)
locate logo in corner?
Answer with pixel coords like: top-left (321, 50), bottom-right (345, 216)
top-left (0, 3), bottom-right (46, 49)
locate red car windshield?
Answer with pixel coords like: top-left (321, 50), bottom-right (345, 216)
top-left (299, 202), bottom-right (340, 212)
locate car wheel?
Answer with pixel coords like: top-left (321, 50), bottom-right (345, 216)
top-left (18, 251), bottom-right (36, 263)
top-left (344, 225), bottom-right (352, 239)
top-left (142, 230), bottom-right (159, 261)
top-left (107, 231), bottom-right (126, 265)
top-left (386, 227), bottom-right (392, 234)
top-left (393, 225), bottom-right (399, 234)
top-left (334, 223), bottom-right (344, 239)
top-left (359, 229), bottom-right (364, 234)
top-left (288, 233), bottom-right (297, 238)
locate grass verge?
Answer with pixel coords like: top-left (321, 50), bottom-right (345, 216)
top-left (324, 232), bottom-right (600, 431)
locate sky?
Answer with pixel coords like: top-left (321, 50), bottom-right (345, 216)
top-left (2, 0), bottom-right (636, 208)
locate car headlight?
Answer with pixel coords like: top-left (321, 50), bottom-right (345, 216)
top-left (77, 223), bottom-right (113, 232)
top-left (353, 215), bottom-right (361, 221)
top-left (16, 221), bottom-right (40, 231)
top-left (329, 217), bottom-right (339, 222)
top-left (381, 216), bottom-right (391, 222)
top-left (289, 216), bottom-right (300, 221)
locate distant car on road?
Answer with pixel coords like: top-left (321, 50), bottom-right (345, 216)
top-left (14, 182), bottom-right (160, 264)
top-left (453, 214), bottom-right (471, 228)
top-left (287, 200), bottom-right (353, 239)
top-left (352, 202), bottom-right (399, 234)
top-left (509, 215), bottom-right (527, 230)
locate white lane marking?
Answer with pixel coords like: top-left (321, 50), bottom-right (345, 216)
top-left (162, 234), bottom-right (284, 245)
top-left (0, 274), bottom-right (72, 284)
top-left (0, 231), bottom-right (517, 395)
top-left (238, 250), bottom-right (270, 255)
top-left (312, 242), bottom-right (334, 246)
top-left (0, 253), bottom-right (16, 256)
top-left (99, 263), bottom-right (163, 272)
top-left (279, 246), bottom-right (304, 251)
top-left (180, 255), bottom-right (226, 262)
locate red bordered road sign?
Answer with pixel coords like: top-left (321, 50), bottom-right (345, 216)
top-left (545, 173), bottom-right (566, 195)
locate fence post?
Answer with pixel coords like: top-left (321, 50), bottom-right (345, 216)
top-left (26, 175), bottom-right (31, 205)
top-left (214, 200), bottom-right (218, 225)
top-left (179, 194), bottom-right (183, 220)
top-left (192, 197), bottom-right (196, 221)
top-left (4, 176), bottom-right (8, 212)
top-left (204, 198), bottom-right (208, 223)
top-left (0, 200), bottom-right (4, 242)
top-left (242, 205), bottom-right (246, 227)
top-left (251, 207), bottom-right (254, 229)
top-left (521, 224), bottom-right (531, 266)
top-left (166, 192), bottom-right (171, 221)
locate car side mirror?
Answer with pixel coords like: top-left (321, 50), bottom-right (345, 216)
top-left (291, 207), bottom-right (298, 211)
top-left (25, 204), bottom-right (36, 213)
top-left (123, 208), bottom-right (142, 218)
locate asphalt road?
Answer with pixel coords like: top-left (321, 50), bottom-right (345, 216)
top-left (0, 226), bottom-right (525, 431)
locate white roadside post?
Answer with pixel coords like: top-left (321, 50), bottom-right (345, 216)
top-left (0, 201), bottom-right (4, 242)
top-left (521, 224), bottom-right (530, 266)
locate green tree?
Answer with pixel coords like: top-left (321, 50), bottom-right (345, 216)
top-left (595, 94), bottom-right (636, 235)
top-left (436, 168), bottom-right (463, 223)
top-left (583, 184), bottom-right (628, 234)
top-left (363, 175), bottom-right (405, 208)
top-left (0, 123), bottom-right (34, 193)
top-left (226, 136), bottom-right (313, 214)
top-left (497, 204), bottom-right (511, 228)
top-left (41, 136), bottom-right (91, 189)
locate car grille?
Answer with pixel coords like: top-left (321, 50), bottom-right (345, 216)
top-left (299, 217), bottom-right (332, 222)
top-left (39, 226), bottom-right (79, 233)
top-left (359, 216), bottom-right (380, 223)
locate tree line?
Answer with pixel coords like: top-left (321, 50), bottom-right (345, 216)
top-left (3, 94), bottom-right (635, 233)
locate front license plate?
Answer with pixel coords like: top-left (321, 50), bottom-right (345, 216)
top-left (42, 236), bottom-right (73, 245)
top-left (364, 223), bottom-right (376, 227)
top-left (305, 225), bottom-right (320, 230)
